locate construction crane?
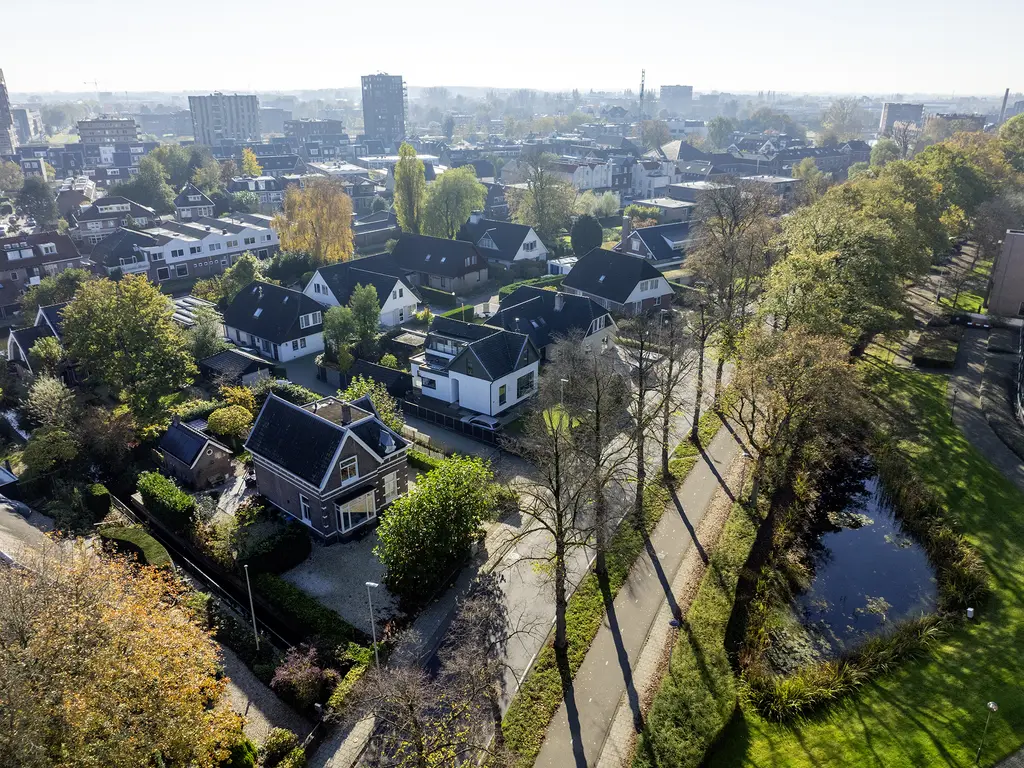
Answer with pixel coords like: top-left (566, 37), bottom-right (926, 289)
top-left (638, 69), bottom-right (646, 122)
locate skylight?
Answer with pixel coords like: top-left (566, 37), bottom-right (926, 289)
top-left (440, 256), bottom-right (446, 263)
top-left (598, 275), bottom-right (606, 282)
top-left (253, 308), bottom-right (263, 317)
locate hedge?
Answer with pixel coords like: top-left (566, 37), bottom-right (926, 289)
top-left (498, 274), bottom-right (564, 299)
top-left (99, 525), bottom-right (172, 568)
top-left (137, 471), bottom-right (196, 532)
top-left (251, 378), bottom-right (321, 407)
top-left (236, 502), bottom-right (313, 574)
top-left (172, 399), bottom-right (225, 422)
top-left (213, 603), bottom-right (281, 685)
top-left (85, 483), bottom-right (110, 519)
top-left (253, 572), bottom-right (364, 650)
top-left (911, 327), bottom-right (962, 368)
top-left (407, 449), bottom-right (442, 472)
top-left (417, 285), bottom-right (458, 307)
top-left (440, 305), bottom-right (475, 321)
top-left (327, 662), bottom-right (369, 712)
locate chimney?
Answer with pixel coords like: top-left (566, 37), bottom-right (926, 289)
top-left (341, 403), bottom-right (352, 424)
top-left (621, 214), bottom-right (632, 250)
top-left (469, 210), bottom-right (483, 225)
top-left (554, 293), bottom-right (565, 312)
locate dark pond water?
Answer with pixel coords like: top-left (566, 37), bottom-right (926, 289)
top-left (794, 471), bottom-right (938, 654)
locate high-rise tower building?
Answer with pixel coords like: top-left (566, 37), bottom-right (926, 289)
top-left (361, 74), bottom-right (406, 150)
top-left (188, 92), bottom-right (261, 146)
top-left (0, 69), bottom-right (18, 155)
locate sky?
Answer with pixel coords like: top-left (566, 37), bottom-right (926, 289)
top-left (4, 0), bottom-right (1021, 98)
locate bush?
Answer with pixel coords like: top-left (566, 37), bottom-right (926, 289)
top-left (221, 385), bottom-right (257, 414)
top-left (137, 471), bottom-right (196, 531)
top-left (379, 353), bottom-right (400, 370)
top-left (85, 483), bottom-right (111, 519)
top-left (327, 662), bottom-right (368, 712)
top-left (212, 604), bottom-right (280, 684)
top-left (911, 327), bottom-right (962, 368)
top-left (440, 305), bottom-right (475, 321)
top-left (413, 308), bottom-right (433, 325)
top-left (338, 375), bottom-right (403, 433)
top-left (407, 449), bottom-right (442, 472)
top-left (270, 646), bottom-right (339, 711)
top-left (276, 748), bottom-right (307, 768)
top-left (98, 525), bottom-right (172, 568)
top-left (172, 398), bottom-right (225, 422)
top-left (260, 728), bottom-right (301, 768)
top-left (233, 498), bottom-right (312, 573)
top-left (253, 572), bottom-right (362, 651)
top-left (251, 378), bottom-right (319, 407)
top-left (208, 405), bottom-right (254, 441)
top-left (375, 455), bottom-right (494, 606)
top-left (497, 274), bottom-right (563, 299)
top-left (220, 734), bottom-right (258, 768)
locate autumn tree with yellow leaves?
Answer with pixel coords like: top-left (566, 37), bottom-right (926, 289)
top-left (0, 540), bottom-right (250, 768)
top-left (273, 176), bottom-right (355, 266)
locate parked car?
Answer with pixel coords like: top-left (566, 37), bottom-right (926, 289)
top-left (460, 414), bottom-right (501, 431)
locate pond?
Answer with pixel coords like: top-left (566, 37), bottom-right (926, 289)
top-left (793, 468), bottom-right (938, 655)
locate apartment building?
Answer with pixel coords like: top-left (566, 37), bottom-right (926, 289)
top-left (77, 117), bottom-right (140, 145)
top-left (189, 93), bottom-right (261, 146)
top-left (361, 74), bottom-right (406, 150)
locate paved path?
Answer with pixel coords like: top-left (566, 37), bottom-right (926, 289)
top-left (220, 645), bottom-right (311, 742)
top-left (535, 423), bottom-right (744, 767)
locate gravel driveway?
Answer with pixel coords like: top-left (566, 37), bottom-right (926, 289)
top-left (281, 533), bottom-right (399, 636)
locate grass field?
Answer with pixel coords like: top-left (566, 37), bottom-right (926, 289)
top-left (706, 362), bottom-right (1024, 768)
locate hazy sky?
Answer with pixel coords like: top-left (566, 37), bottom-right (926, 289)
top-left (5, 0), bottom-right (1020, 97)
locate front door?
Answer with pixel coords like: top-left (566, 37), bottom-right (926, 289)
top-left (451, 378), bottom-right (459, 404)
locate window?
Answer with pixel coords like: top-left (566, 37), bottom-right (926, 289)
top-left (421, 376), bottom-right (436, 390)
top-left (399, 288), bottom-right (403, 297)
top-left (334, 492), bottom-right (376, 532)
top-left (258, 249), bottom-right (268, 258)
top-left (227, 239), bottom-right (239, 248)
top-left (208, 242), bottom-right (221, 251)
top-left (157, 267), bottom-right (170, 281)
top-left (314, 283), bottom-right (322, 294)
top-left (264, 234), bottom-right (273, 242)
top-left (299, 494), bottom-right (311, 522)
top-left (9, 272), bottom-right (16, 281)
top-left (517, 371), bottom-right (535, 398)
top-left (150, 251), bottom-right (164, 261)
top-left (300, 337), bottom-right (307, 349)
top-left (292, 340), bottom-right (299, 351)
top-left (244, 237), bottom-right (256, 245)
top-left (523, 240), bottom-right (536, 252)
top-left (339, 456), bottom-right (358, 484)
top-left (383, 472), bottom-right (399, 502)
top-left (175, 264), bottom-right (189, 278)
top-left (499, 384), bottom-right (507, 406)
top-left (594, 315), bottom-right (605, 331)
top-left (466, 359), bottom-right (474, 376)
top-left (171, 248), bottom-right (184, 258)
top-left (654, 295), bottom-right (662, 306)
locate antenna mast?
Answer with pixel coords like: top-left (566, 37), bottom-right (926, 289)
top-left (638, 69), bottom-right (646, 121)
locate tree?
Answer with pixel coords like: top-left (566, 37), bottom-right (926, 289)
top-left (870, 138), bottom-right (900, 168)
top-left (25, 375), bottom-right (77, 429)
top-left (28, 336), bottom-right (65, 376)
top-left (442, 114), bottom-right (456, 140)
top-left (0, 540), bottom-right (244, 768)
top-left (394, 142), bottom-right (426, 234)
top-left (822, 97), bottom-right (864, 141)
top-left (232, 191), bottom-right (260, 213)
top-left (555, 334), bottom-right (630, 576)
top-left (273, 177), bottom-right (354, 266)
top-left (1000, 113), bottom-right (1024, 172)
top-left (506, 151), bottom-right (576, 243)
top-left (349, 283), bottom-right (381, 347)
top-left (206, 404), bottom-right (252, 441)
top-left (371, 195), bottom-right (389, 213)
top-left (380, 353), bottom-right (400, 369)
top-left (706, 116), bottom-right (736, 149)
top-left (640, 120), bottom-right (671, 150)
top-left (374, 455), bottom-right (495, 605)
top-left (624, 203), bottom-right (661, 228)
top-left (914, 142), bottom-right (992, 219)
top-left (220, 253), bottom-right (268, 302)
top-left (338, 375), bottom-right (402, 432)
top-left (149, 144), bottom-right (220, 190)
top-left (221, 384), bottom-right (257, 414)
top-left (61, 275), bottom-right (197, 417)
top-left (975, 193), bottom-right (1024, 259)
top-left (323, 304), bottom-right (356, 355)
top-left (592, 190), bottom-right (620, 218)
top-left (220, 158), bottom-right (239, 185)
top-left (241, 147), bottom-right (263, 177)
top-left (847, 161), bottom-right (871, 180)
top-left (107, 156), bottom-right (175, 213)
top-left (891, 121), bottom-right (918, 159)
top-left (570, 213), bottom-right (603, 255)
top-left (792, 157), bottom-right (827, 203)
top-left (191, 161), bottom-right (223, 194)
top-left (652, 310), bottom-right (692, 475)
top-left (21, 426), bottom-right (79, 478)
top-left (422, 166), bottom-right (486, 239)
top-left (20, 267), bottom-right (91, 315)
top-left (80, 405), bottom-right (137, 476)
top-left (0, 159), bottom-right (23, 195)
top-left (17, 176), bottom-right (58, 225)
top-left (186, 305), bottom-right (229, 361)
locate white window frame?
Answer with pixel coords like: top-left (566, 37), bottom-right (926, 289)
top-left (299, 494), bottom-right (311, 522)
top-left (334, 491), bottom-right (376, 533)
top-left (339, 455), bottom-right (358, 485)
top-left (383, 471), bottom-right (399, 502)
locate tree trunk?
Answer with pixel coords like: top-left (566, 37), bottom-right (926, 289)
top-left (634, 429), bottom-right (646, 527)
top-left (554, 539), bottom-right (568, 651)
top-left (594, 483), bottom-right (607, 576)
top-left (713, 355), bottom-right (725, 411)
top-left (750, 453), bottom-right (766, 509)
top-left (691, 336), bottom-right (705, 444)
top-left (490, 692), bottom-right (505, 748)
top-left (661, 396), bottom-right (671, 478)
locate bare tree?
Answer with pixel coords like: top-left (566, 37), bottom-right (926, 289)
top-left (618, 313), bottom-right (663, 526)
top-left (684, 287), bottom-right (715, 444)
top-left (553, 333), bottom-right (631, 576)
top-left (890, 120), bottom-right (918, 159)
top-left (652, 309), bottom-right (693, 475)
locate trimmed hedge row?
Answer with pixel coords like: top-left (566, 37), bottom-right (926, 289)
top-left (172, 398), bottom-right (225, 422)
top-left (407, 449), bottom-right (442, 472)
top-left (327, 662), bottom-right (368, 712)
top-left (253, 572), bottom-right (364, 650)
top-left (440, 305), bottom-right (475, 321)
top-left (99, 525), bottom-right (172, 568)
top-left (137, 471), bottom-right (196, 532)
top-left (417, 285), bottom-right (458, 307)
top-left (498, 274), bottom-right (564, 299)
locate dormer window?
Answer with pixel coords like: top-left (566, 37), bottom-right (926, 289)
top-left (339, 455), bottom-right (358, 484)
top-left (39, 243), bottom-right (57, 256)
top-left (188, 195), bottom-right (201, 202)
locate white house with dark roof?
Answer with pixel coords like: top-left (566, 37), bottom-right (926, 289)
top-left (223, 281), bottom-right (324, 362)
top-left (410, 316), bottom-right (540, 416)
top-left (458, 212), bottom-right (547, 264)
top-left (561, 248), bottom-right (674, 316)
top-left (303, 259), bottom-right (418, 327)
top-left (488, 286), bottom-right (616, 360)
top-left (173, 183), bottom-right (215, 221)
top-left (7, 302), bottom-right (70, 376)
top-left (386, 233), bottom-right (488, 292)
top-left (71, 196), bottom-right (157, 247)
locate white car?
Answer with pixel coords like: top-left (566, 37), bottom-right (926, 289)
top-left (460, 414), bottom-right (501, 431)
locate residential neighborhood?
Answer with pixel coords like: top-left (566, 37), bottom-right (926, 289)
top-left (1, 22), bottom-right (1024, 768)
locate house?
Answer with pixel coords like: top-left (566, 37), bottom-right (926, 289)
top-left (245, 393), bottom-right (410, 542)
top-left (483, 181), bottom-right (509, 220)
top-left (561, 248), bottom-right (674, 316)
top-left (173, 183), bottom-right (215, 221)
top-left (410, 316), bottom-right (540, 416)
top-left (458, 212), bottom-right (547, 264)
top-left (630, 198), bottom-right (697, 224)
top-left (489, 286), bottom-right (616, 360)
top-left (199, 348), bottom-right (275, 386)
top-left (0, 233), bottom-right (89, 320)
top-left (228, 176), bottom-right (286, 213)
top-left (70, 196), bottom-right (157, 247)
top-left (617, 219), bottom-right (695, 266)
top-left (988, 231), bottom-right (1024, 316)
top-left (304, 260), bottom-right (418, 327)
top-left (159, 418), bottom-right (233, 490)
top-left (388, 234), bottom-right (488, 292)
top-left (171, 295), bottom-right (221, 329)
top-left (352, 209), bottom-right (399, 250)
top-left (223, 281), bottom-right (325, 362)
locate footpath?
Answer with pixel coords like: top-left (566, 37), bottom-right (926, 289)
top-left (535, 423), bottom-right (745, 768)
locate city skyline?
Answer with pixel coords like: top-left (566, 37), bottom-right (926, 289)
top-left (4, 0), bottom-right (1020, 97)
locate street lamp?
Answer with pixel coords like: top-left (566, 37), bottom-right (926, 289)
top-left (243, 563), bottom-right (259, 651)
top-left (951, 387), bottom-right (959, 424)
top-left (976, 701), bottom-right (999, 765)
top-left (560, 377), bottom-right (569, 406)
top-left (366, 581), bottom-right (381, 669)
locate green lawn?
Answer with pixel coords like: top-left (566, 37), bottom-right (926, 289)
top-left (939, 290), bottom-right (985, 314)
top-left (706, 362), bottom-right (1024, 768)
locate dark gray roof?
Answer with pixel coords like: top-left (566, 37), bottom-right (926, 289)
top-left (38, 302), bottom-right (68, 339)
top-left (223, 281), bottom-right (324, 344)
top-left (427, 316), bottom-right (535, 381)
top-left (75, 197), bottom-right (155, 222)
top-left (390, 234), bottom-right (485, 278)
top-left (458, 216), bottom-right (532, 263)
top-left (246, 395), bottom-right (344, 486)
top-left (562, 249), bottom-right (668, 304)
top-left (626, 222), bottom-right (694, 263)
top-left (174, 183), bottom-right (213, 209)
top-left (491, 287), bottom-right (609, 349)
top-left (429, 315), bottom-right (496, 342)
top-left (342, 360), bottom-right (413, 397)
top-left (10, 324), bottom-right (55, 361)
top-left (160, 421), bottom-right (228, 466)
top-left (311, 262), bottom-right (407, 308)
top-left (90, 227), bottom-right (159, 268)
top-left (199, 348), bottom-right (274, 380)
